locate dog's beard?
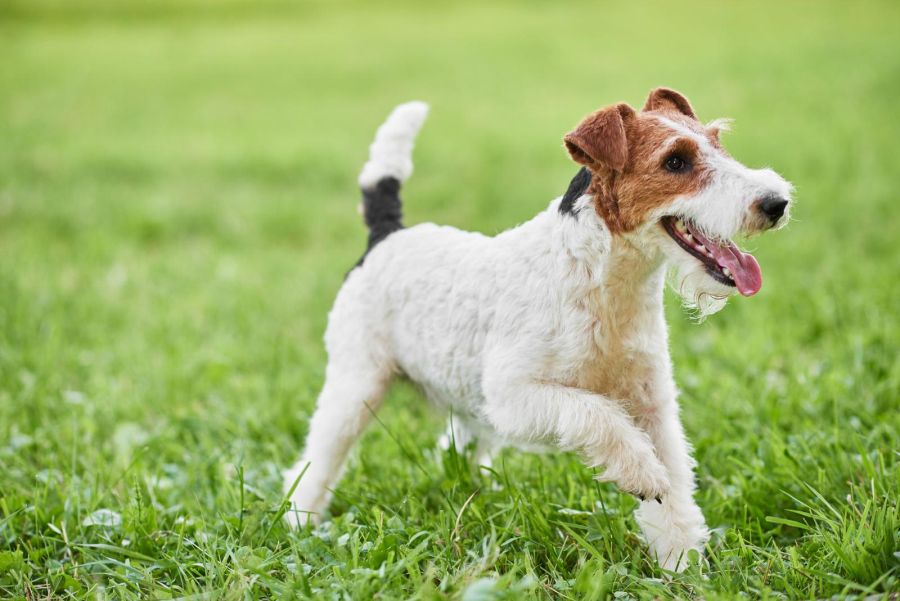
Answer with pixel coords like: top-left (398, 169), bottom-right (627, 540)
top-left (667, 254), bottom-right (734, 319)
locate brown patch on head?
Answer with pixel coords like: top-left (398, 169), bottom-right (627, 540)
top-left (610, 116), bottom-right (710, 231)
top-left (563, 88), bottom-right (716, 233)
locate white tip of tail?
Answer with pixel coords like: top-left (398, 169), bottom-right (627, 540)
top-left (358, 101), bottom-right (429, 190)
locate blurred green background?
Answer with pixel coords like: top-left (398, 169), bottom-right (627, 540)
top-left (1, 0), bottom-right (898, 599)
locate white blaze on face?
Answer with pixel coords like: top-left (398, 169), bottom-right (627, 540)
top-left (643, 115), bottom-right (793, 317)
top-left (653, 115), bottom-right (792, 240)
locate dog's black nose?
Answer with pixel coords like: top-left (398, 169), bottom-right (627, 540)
top-left (757, 195), bottom-right (789, 222)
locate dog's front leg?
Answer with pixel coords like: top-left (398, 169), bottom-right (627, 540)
top-left (481, 371), bottom-right (671, 501)
top-left (634, 398), bottom-right (709, 572)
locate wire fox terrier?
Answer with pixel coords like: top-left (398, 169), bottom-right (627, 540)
top-left (284, 88), bottom-right (793, 571)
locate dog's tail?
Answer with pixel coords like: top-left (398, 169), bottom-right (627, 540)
top-left (356, 101), bottom-right (429, 256)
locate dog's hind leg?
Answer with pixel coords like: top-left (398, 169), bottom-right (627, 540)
top-left (283, 337), bottom-right (392, 528)
top-left (438, 414), bottom-right (498, 468)
top-left (283, 101), bottom-right (428, 528)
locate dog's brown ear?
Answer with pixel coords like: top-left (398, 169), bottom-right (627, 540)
top-left (643, 87), bottom-right (697, 120)
top-left (564, 103), bottom-right (634, 172)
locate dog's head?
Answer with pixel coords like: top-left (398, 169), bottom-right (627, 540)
top-left (564, 87), bottom-right (793, 315)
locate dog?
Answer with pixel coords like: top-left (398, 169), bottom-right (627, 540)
top-left (284, 88), bottom-right (792, 571)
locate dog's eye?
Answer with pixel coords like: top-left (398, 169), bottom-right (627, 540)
top-left (664, 155), bottom-right (689, 173)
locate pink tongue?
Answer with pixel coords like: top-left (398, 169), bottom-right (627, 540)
top-left (687, 226), bottom-right (763, 296)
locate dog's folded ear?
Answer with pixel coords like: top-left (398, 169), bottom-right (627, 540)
top-left (564, 103), bottom-right (634, 173)
top-left (643, 87), bottom-right (697, 120)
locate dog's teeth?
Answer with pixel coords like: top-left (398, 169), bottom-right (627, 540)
top-left (683, 233), bottom-right (693, 242)
top-left (722, 267), bottom-right (732, 277)
top-left (675, 219), bottom-right (687, 232)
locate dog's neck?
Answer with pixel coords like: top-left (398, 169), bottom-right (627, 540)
top-left (588, 231), bottom-right (665, 321)
top-left (547, 198), bottom-right (668, 328)
top-left (602, 235), bottom-right (666, 290)
top-left (553, 193), bottom-right (663, 282)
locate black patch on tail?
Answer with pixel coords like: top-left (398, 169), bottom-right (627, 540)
top-left (355, 176), bottom-right (404, 267)
top-left (558, 167), bottom-right (592, 216)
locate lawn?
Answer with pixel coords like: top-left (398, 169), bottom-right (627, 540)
top-left (1, 0), bottom-right (898, 598)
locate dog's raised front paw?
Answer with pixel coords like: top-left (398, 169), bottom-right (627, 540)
top-left (596, 451), bottom-right (671, 501)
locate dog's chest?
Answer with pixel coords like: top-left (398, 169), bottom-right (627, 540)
top-left (577, 342), bottom-right (659, 407)
top-left (564, 289), bottom-right (667, 408)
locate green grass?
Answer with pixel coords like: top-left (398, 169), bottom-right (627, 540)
top-left (1, 0), bottom-right (899, 598)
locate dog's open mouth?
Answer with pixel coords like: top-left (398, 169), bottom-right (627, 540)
top-left (661, 216), bottom-right (762, 296)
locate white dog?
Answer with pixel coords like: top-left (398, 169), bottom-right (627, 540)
top-left (284, 88), bottom-right (792, 571)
